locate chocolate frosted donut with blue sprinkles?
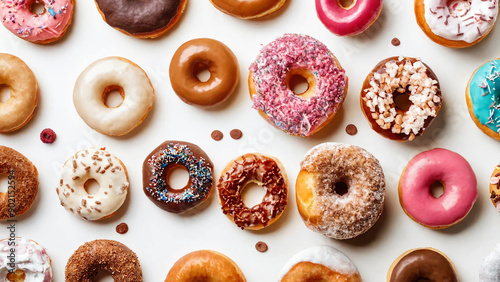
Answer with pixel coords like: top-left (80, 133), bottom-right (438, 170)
top-left (143, 141), bottom-right (214, 213)
top-left (94, 0), bottom-right (187, 38)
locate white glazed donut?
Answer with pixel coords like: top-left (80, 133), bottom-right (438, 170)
top-left (57, 148), bottom-right (129, 221)
top-left (0, 237), bottom-right (52, 281)
top-left (279, 246), bottom-right (362, 281)
top-left (73, 57), bottom-right (155, 136)
top-left (480, 243), bottom-right (500, 281)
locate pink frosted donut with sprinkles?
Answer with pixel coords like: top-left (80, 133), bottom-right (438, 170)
top-left (1, 0), bottom-right (74, 44)
top-left (415, 0), bottom-right (498, 48)
top-left (249, 34), bottom-right (348, 137)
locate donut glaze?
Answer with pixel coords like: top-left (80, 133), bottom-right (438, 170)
top-left (169, 38), bottom-right (239, 108)
top-left (399, 148), bottom-right (477, 228)
top-left (316, 0), bottom-right (383, 36)
top-left (480, 243), bottom-right (500, 281)
top-left (209, 0), bottom-right (287, 19)
top-left (0, 238), bottom-right (52, 281)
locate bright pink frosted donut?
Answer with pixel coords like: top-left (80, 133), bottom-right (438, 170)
top-left (399, 148), bottom-right (477, 228)
top-left (1, 0), bottom-right (74, 44)
top-left (316, 0), bottom-right (383, 36)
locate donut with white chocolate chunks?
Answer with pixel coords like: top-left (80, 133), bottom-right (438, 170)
top-left (217, 153), bottom-right (288, 230)
top-left (480, 243), bottom-right (500, 281)
top-left (361, 56), bottom-right (442, 142)
top-left (57, 148), bottom-right (129, 221)
top-left (415, 0), bottom-right (498, 48)
top-left (0, 237), bottom-right (52, 281)
top-left (279, 246), bottom-right (362, 282)
top-left (209, 0), bottom-right (287, 19)
top-left (296, 143), bottom-right (385, 239)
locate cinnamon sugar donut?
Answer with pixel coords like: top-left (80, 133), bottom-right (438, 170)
top-left (296, 143), bottom-right (385, 239)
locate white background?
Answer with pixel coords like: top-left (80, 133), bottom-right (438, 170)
top-left (1, 0), bottom-right (499, 281)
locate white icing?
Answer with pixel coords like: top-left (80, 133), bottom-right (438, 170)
top-left (0, 238), bottom-right (52, 281)
top-left (480, 243), bottom-right (500, 281)
top-left (73, 57), bottom-right (155, 136)
top-left (278, 246), bottom-right (360, 280)
top-left (424, 0), bottom-right (498, 43)
top-left (57, 148), bottom-right (129, 221)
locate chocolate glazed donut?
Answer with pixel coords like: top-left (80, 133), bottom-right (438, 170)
top-left (94, 0), bottom-right (187, 38)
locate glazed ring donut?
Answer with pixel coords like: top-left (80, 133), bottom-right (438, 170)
top-left (249, 34), bottom-right (348, 137)
top-left (169, 38), bottom-right (239, 108)
top-left (165, 250), bottom-right (246, 282)
top-left (490, 164), bottom-right (500, 211)
top-left (480, 243), bottom-right (500, 281)
top-left (415, 0), bottom-right (498, 48)
top-left (0, 53), bottom-right (38, 133)
top-left (0, 238), bottom-right (52, 280)
top-left (296, 143), bottom-right (385, 239)
top-left (466, 58), bottom-right (500, 141)
top-left (0, 0), bottom-right (74, 44)
top-left (316, 0), bottom-right (383, 36)
top-left (73, 57), bottom-right (155, 136)
top-left (217, 153), bottom-right (288, 230)
top-left (279, 246), bottom-right (362, 282)
top-left (65, 239), bottom-right (142, 282)
top-left (143, 141), bottom-right (214, 214)
top-left (209, 0), bottom-right (287, 19)
top-left (387, 248), bottom-right (457, 281)
top-left (361, 56), bottom-right (442, 142)
top-left (57, 148), bottom-right (129, 221)
top-left (399, 148), bottom-right (477, 229)
top-left (94, 0), bottom-right (187, 38)
top-left (0, 146), bottom-right (38, 220)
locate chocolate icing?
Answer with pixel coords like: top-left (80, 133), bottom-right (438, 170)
top-left (390, 249), bottom-right (457, 282)
top-left (95, 0), bottom-right (184, 35)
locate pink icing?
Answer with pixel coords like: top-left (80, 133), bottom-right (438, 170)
top-left (249, 34), bottom-right (347, 137)
top-left (316, 0), bottom-right (383, 36)
top-left (400, 148), bottom-right (477, 227)
top-left (1, 0), bottom-right (73, 43)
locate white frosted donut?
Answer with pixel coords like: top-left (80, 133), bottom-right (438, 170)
top-left (279, 246), bottom-right (361, 281)
top-left (57, 148), bottom-right (129, 221)
top-left (73, 57), bottom-right (155, 136)
top-left (0, 237), bottom-right (52, 281)
top-left (480, 243), bottom-right (500, 281)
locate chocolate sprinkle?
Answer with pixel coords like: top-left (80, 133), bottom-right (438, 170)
top-left (230, 129), bottom-right (243, 140)
top-left (346, 124), bottom-right (358, 135)
top-left (255, 241), bottom-right (268, 252)
top-left (211, 130), bottom-right (223, 141)
top-left (116, 223), bottom-right (129, 234)
top-left (391, 37), bottom-right (401, 46)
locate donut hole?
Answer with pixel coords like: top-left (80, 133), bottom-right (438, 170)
top-left (394, 92), bottom-right (412, 111)
top-left (166, 165), bottom-right (190, 190)
top-left (286, 69), bottom-right (316, 99)
top-left (84, 179), bottom-right (100, 195)
top-left (0, 174), bottom-right (7, 194)
top-left (446, 0), bottom-right (472, 17)
top-left (289, 75), bottom-right (309, 95)
top-left (6, 269), bottom-right (26, 281)
top-left (337, 0), bottom-right (356, 9)
top-left (193, 63), bottom-right (211, 83)
top-left (30, 2), bottom-right (46, 15)
top-left (333, 181), bottom-right (349, 196)
top-left (241, 182), bottom-right (266, 208)
top-left (0, 84), bottom-right (11, 103)
top-left (102, 85), bottom-right (124, 108)
top-left (430, 180), bottom-right (445, 198)
top-left (94, 270), bottom-right (113, 282)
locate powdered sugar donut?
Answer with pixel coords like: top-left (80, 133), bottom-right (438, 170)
top-left (279, 246), bottom-right (361, 281)
top-left (0, 0), bottom-right (74, 44)
top-left (296, 143), bottom-right (385, 239)
top-left (249, 34), bottom-right (348, 137)
top-left (0, 237), bottom-right (52, 281)
top-left (480, 243), bottom-right (500, 281)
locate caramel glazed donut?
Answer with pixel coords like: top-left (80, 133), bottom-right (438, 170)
top-left (0, 53), bottom-right (38, 133)
top-left (94, 0), bottom-right (187, 38)
top-left (66, 239), bottom-right (142, 282)
top-left (209, 0), bottom-right (288, 19)
top-left (0, 146), bottom-right (38, 220)
top-left (165, 250), bottom-right (246, 282)
top-left (296, 143), bottom-right (385, 239)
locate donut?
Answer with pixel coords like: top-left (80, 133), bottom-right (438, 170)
top-left (143, 141), bottom-right (214, 214)
top-left (296, 143), bottom-right (385, 239)
top-left (279, 246), bottom-right (362, 282)
top-left (217, 153), bottom-right (287, 230)
top-left (0, 146), bottom-right (38, 220)
top-left (399, 148), bottom-right (477, 229)
top-left (361, 56), bottom-right (442, 142)
top-left (466, 58), bottom-right (500, 141)
top-left (490, 164), bottom-right (500, 211)
top-left (65, 239), bottom-right (142, 282)
top-left (0, 53), bottom-right (38, 133)
top-left (387, 248), bottom-right (457, 281)
top-left (73, 57), bottom-right (155, 136)
top-left (57, 147), bottom-right (129, 221)
top-left (249, 33), bottom-right (348, 137)
top-left (0, 237), bottom-right (52, 280)
top-left (209, 0), bottom-right (287, 19)
top-left (480, 243), bottom-right (500, 281)
top-left (415, 0), bottom-right (498, 48)
top-left (165, 250), bottom-right (246, 282)
top-left (94, 0), bottom-right (187, 38)
top-left (169, 38), bottom-right (239, 109)
top-left (0, 0), bottom-right (74, 44)
top-left (316, 0), bottom-right (383, 36)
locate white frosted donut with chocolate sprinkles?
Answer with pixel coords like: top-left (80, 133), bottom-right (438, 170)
top-left (57, 148), bottom-right (129, 221)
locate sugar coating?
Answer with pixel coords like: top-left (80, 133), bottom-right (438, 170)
top-left (480, 243), bottom-right (500, 281)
